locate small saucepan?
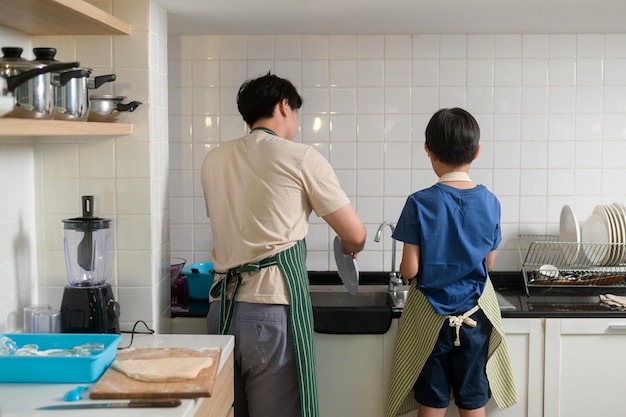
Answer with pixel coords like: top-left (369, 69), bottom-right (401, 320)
top-left (32, 48), bottom-right (117, 122)
top-left (88, 95), bottom-right (142, 123)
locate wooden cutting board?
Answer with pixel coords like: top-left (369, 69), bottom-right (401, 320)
top-left (89, 347), bottom-right (222, 399)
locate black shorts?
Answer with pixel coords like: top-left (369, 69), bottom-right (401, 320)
top-left (413, 308), bottom-right (492, 410)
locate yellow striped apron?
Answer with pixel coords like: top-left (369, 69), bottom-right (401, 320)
top-left (211, 240), bottom-right (319, 417)
top-left (385, 278), bottom-right (518, 417)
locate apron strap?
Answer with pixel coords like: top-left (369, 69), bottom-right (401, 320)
top-left (275, 240), bottom-right (319, 417)
top-left (211, 256), bottom-right (278, 335)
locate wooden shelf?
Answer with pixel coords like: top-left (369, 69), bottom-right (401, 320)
top-left (0, 0), bottom-right (131, 35)
top-left (0, 118), bottom-right (133, 136)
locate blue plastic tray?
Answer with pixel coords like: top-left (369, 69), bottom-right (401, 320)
top-left (0, 333), bottom-right (121, 383)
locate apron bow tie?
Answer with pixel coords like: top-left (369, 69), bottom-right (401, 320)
top-left (447, 305), bottom-right (480, 346)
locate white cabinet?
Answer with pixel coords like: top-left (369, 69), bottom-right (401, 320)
top-left (438, 318), bottom-right (544, 417)
top-left (544, 318), bottom-right (626, 417)
top-left (315, 318), bottom-right (544, 417)
top-left (315, 316), bottom-right (626, 417)
top-left (315, 332), bottom-right (387, 417)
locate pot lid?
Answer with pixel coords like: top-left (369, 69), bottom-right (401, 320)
top-left (90, 94), bottom-right (126, 100)
top-left (32, 47), bottom-right (58, 64)
top-left (62, 216), bottom-right (110, 231)
top-left (0, 47), bottom-right (40, 72)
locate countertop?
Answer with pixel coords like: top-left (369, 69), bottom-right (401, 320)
top-left (325, 271), bottom-right (626, 319)
top-left (171, 270), bottom-right (626, 319)
top-left (0, 333), bottom-right (234, 417)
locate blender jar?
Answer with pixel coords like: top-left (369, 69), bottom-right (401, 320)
top-left (62, 196), bottom-right (111, 287)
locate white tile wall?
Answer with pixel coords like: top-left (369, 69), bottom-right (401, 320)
top-left (0, 0), bottom-right (171, 333)
top-left (0, 27), bottom-right (35, 332)
top-left (168, 33), bottom-right (626, 273)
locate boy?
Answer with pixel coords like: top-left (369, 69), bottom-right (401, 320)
top-left (385, 108), bottom-right (518, 417)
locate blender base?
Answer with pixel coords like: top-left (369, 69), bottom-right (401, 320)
top-left (60, 284), bottom-right (120, 334)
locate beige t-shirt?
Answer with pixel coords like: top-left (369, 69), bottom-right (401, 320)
top-left (201, 130), bottom-right (351, 304)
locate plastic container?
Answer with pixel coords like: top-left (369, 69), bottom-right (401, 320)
top-left (0, 333), bottom-right (121, 383)
top-left (183, 261), bottom-right (215, 300)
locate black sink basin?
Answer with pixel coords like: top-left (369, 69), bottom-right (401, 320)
top-left (309, 289), bottom-right (393, 334)
top-left (309, 290), bottom-right (393, 308)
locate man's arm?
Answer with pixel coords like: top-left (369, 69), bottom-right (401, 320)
top-left (323, 204), bottom-right (366, 256)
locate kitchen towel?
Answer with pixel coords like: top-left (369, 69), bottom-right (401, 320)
top-left (599, 294), bottom-right (626, 310)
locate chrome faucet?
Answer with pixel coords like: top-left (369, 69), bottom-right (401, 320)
top-left (374, 220), bottom-right (403, 294)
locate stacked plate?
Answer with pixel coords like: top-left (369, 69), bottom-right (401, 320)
top-left (580, 203), bottom-right (626, 266)
top-left (558, 205), bottom-right (581, 264)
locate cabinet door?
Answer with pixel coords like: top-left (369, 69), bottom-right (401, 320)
top-left (384, 318), bottom-right (544, 417)
top-left (544, 318), bottom-right (626, 417)
top-left (315, 332), bottom-right (385, 417)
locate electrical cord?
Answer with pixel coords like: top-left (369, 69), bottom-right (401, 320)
top-left (117, 320), bottom-right (154, 350)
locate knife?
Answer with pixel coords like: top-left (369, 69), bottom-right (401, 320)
top-left (37, 399), bottom-right (182, 410)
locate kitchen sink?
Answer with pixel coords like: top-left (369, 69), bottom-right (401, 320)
top-left (309, 287), bottom-right (393, 334)
top-left (309, 290), bottom-right (393, 308)
top-left (309, 285), bottom-right (516, 334)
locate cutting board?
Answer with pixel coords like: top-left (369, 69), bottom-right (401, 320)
top-left (89, 347), bottom-right (221, 399)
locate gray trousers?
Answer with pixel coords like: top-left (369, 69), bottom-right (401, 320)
top-left (207, 301), bottom-right (302, 417)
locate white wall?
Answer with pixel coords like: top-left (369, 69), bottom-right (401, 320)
top-left (0, 0), bottom-right (171, 333)
top-left (168, 34), bottom-right (626, 272)
top-left (0, 27), bottom-right (37, 333)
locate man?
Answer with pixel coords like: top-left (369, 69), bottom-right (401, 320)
top-left (201, 72), bottom-right (366, 417)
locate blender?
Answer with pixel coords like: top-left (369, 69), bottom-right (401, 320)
top-left (60, 195), bottom-right (120, 333)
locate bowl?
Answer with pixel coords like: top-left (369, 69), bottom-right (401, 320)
top-left (170, 257), bottom-right (186, 287)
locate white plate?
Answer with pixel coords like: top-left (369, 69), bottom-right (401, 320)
top-left (558, 205), bottom-right (580, 264)
top-left (604, 205), bottom-right (624, 265)
top-left (610, 203), bottom-right (626, 263)
top-left (333, 235), bottom-right (359, 295)
top-left (604, 205), bottom-right (620, 265)
top-left (582, 213), bottom-right (611, 265)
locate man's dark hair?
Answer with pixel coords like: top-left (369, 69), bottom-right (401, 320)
top-left (424, 108), bottom-right (480, 167)
top-left (237, 72), bottom-right (303, 126)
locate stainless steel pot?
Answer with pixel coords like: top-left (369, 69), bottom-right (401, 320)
top-left (33, 48), bottom-right (116, 122)
top-left (0, 47), bottom-right (78, 119)
top-left (56, 71), bottom-right (117, 121)
top-left (88, 95), bottom-right (142, 123)
top-left (0, 47), bottom-right (79, 119)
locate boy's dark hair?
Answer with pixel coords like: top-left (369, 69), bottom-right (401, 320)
top-left (425, 108), bottom-right (480, 167)
top-left (237, 72), bottom-right (303, 126)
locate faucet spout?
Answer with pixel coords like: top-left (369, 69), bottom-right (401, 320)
top-left (374, 220), bottom-right (397, 273)
top-left (374, 220), bottom-right (402, 294)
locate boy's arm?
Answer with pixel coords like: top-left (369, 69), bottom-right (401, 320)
top-left (486, 250), bottom-right (497, 271)
top-left (399, 242), bottom-right (420, 284)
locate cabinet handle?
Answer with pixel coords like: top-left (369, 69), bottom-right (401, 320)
top-left (608, 324), bottom-right (626, 330)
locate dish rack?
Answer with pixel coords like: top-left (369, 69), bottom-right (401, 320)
top-left (517, 235), bottom-right (626, 294)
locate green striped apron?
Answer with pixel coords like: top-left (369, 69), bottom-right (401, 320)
top-left (210, 240), bottom-right (319, 417)
top-left (385, 278), bottom-right (518, 417)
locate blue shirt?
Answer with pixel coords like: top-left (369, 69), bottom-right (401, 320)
top-left (392, 183), bottom-right (502, 315)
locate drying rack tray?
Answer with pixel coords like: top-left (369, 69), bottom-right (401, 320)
top-left (517, 235), bottom-right (626, 294)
